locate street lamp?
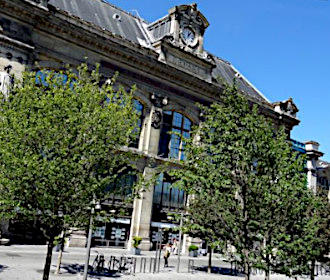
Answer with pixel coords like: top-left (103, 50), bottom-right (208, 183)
top-left (176, 211), bottom-right (183, 273)
top-left (166, 211), bottom-right (184, 273)
top-left (82, 200), bottom-right (101, 280)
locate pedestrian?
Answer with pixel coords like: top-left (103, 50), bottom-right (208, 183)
top-left (172, 238), bottom-right (178, 255)
top-left (163, 243), bottom-right (171, 267)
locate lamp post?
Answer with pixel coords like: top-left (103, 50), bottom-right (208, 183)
top-left (176, 211), bottom-right (183, 273)
top-left (82, 200), bottom-right (101, 280)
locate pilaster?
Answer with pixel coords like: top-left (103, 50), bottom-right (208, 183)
top-left (305, 141), bottom-right (323, 194)
top-left (128, 93), bottom-right (168, 251)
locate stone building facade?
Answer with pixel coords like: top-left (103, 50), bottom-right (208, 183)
top-left (0, 0), bottom-right (308, 250)
top-left (316, 160), bottom-right (330, 200)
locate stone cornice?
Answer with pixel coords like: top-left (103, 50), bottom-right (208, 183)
top-left (0, 34), bottom-right (35, 51)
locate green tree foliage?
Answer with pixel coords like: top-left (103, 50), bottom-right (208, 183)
top-left (273, 192), bottom-right (330, 279)
top-left (168, 82), bottom-right (317, 280)
top-left (0, 64), bottom-right (140, 280)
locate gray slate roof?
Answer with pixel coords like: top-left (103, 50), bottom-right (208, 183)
top-left (48, 0), bottom-right (269, 104)
top-left (49, 0), bottom-right (148, 44)
top-left (212, 57), bottom-right (269, 103)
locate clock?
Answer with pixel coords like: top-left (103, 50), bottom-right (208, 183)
top-left (182, 27), bottom-right (196, 46)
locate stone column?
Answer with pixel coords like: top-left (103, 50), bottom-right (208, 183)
top-left (305, 141), bottom-right (323, 194)
top-left (0, 65), bottom-right (13, 99)
top-left (128, 93), bottom-right (168, 251)
top-left (128, 166), bottom-right (157, 251)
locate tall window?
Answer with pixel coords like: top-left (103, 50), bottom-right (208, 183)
top-left (130, 99), bottom-right (144, 148)
top-left (153, 173), bottom-right (185, 209)
top-left (105, 173), bottom-right (136, 203)
top-left (158, 111), bottom-right (191, 160)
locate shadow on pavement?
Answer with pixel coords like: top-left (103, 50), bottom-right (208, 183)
top-left (50, 263), bottom-right (121, 278)
top-left (195, 266), bottom-right (245, 277)
top-left (54, 263), bottom-right (84, 275)
top-left (0, 264), bottom-right (8, 273)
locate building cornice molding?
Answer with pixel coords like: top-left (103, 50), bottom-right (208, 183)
top-left (0, 34), bottom-right (35, 51)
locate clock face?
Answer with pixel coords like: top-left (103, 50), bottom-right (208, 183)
top-left (182, 27), bottom-right (195, 45)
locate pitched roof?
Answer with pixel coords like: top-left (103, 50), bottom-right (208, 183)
top-left (212, 57), bottom-right (269, 103)
top-left (48, 0), bottom-right (270, 104)
top-left (49, 0), bottom-right (149, 44)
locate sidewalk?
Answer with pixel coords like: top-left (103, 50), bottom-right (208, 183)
top-left (0, 245), bottom-right (329, 280)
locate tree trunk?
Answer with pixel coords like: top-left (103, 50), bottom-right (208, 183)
top-left (55, 231), bottom-right (65, 275)
top-left (207, 246), bottom-right (212, 274)
top-left (244, 250), bottom-right (250, 280)
top-left (310, 259), bottom-right (315, 280)
top-left (244, 261), bottom-right (250, 280)
top-left (43, 236), bottom-right (55, 280)
top-left (265, 253), bottom-right (270, 280)
top-left (265, 267), bottom-right (270, 280)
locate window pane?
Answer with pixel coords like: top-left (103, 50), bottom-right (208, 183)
top-left (173, 112), bottom-right (183, 128)
top-left (153, 174), bottom-right (164, 205)
top-left (158, 127), bottom-right (171, 157)
top-left (183, 117), bottom-right (191, 131)
top-left (158, 111), bottom-right (192, 160)
top-left (183, 131), bottom-right (190, 139)
top-left (162, 182), bottom-right (170, 207)
top-left (170, 133), bottom-right (180, 149)
top-left (171, 188), bottom-right (179, 208)
top-left (153, 174), bottom-right (185, 209)
top-left (179, 190), bottom-right (185, 206)
top-left (130, 99), bottom-right (144, 148)
top-left (134, 99), bottom-right (143, 115)
top-left (170, 148), bottom-right (179, 159)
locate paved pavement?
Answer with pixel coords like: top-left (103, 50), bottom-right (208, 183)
top-left (0, 245), bottom-right (329, 280)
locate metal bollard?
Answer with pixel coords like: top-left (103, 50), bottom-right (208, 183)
top-left (188, 259), bottom-right (194, 273)
top-left (149, 257), bottom-right (155, 273)
top-left (120, 256), bottom-right (126, 268)
top-left (109, 256), bottom-right (116, 271)
top-left (140, 257), bottom-right (147, 273)
top-left (133, 257), bottom-right (137, 274)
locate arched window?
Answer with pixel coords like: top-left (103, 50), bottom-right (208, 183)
top-left (130, 99), bottom-right (144, 148)
top-left (158, 111), bottom-right (191, 160)
top-left (105, 97), bottom-right (144, 148)
top-left (35, 70), bottom-right (69, 87)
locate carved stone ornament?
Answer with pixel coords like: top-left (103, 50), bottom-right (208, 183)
top-left (273, 98), bottom-right (298, 118)
top-left (179, 4), bottom-right (203, 29)
top-left (31, 0), bottom-right (49, 6)
top-left (0, 65), bottom-right (13, 100)
top-left (151, 110), bottom-right (162, 129)
top-left (150, 93), bottom-right (168, 108)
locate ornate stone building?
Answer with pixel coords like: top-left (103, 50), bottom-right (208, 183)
top-left (0, 0), bottom-right (310, 249)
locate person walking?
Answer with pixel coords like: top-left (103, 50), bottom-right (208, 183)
top-left (172, 238), bottom-right (178, 255)
top-left (163, 243), bottom-right (171, 267)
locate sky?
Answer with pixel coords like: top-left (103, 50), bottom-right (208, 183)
top-left (107, 0), bottom-right (330, 161)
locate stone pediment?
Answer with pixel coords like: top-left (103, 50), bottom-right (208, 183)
top-left (153, 37), bottom-right (215, 82)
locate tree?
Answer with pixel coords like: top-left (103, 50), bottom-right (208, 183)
top-left (168, 82), bottom-right (309, 280)
top-left (0, 64), bottom-right (140, 280)
top-left (273, 192), bottom-right (330, 280)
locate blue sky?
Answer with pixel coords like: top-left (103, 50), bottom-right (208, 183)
top-left (107, 0), bottom-right (330, 161)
